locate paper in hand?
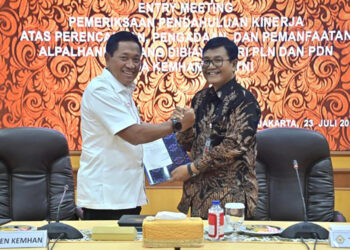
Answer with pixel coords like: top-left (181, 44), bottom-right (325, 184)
top-left (143, 133), bottom-right (191, 185)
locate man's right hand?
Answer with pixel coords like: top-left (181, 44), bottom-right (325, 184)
top-left (171, 106), bottom-right (195, 131)
top-left (178, 107), bottom-right (195, 131)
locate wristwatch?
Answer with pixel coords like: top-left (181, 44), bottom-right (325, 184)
top-left (187, 163), bottom-right (197, 177)
top-left (171, 119), bottom-right (182, 133)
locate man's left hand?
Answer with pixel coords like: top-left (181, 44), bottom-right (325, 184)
top-left (170, 164), bottom-right (190, 182)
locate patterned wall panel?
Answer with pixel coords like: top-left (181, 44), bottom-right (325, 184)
top-left (0, 0), bottom-right (349, 150)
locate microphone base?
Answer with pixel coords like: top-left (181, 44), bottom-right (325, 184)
top-left (280, 222), bottom-right (329, 239)
top-left (39, 222), bottom-right (83, 239)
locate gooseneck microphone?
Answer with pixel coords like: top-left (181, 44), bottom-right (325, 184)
top-left (56, 184), bottom-right (69, 222)
top-left (280, 160), bottom-right (329, 239)
top-left (293, 160), bottom-right (308, 222)
top-left (39, 185), bottom-right (83, 239)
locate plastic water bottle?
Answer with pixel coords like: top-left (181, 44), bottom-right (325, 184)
top-left (208, 200), bottom-right (224, 240)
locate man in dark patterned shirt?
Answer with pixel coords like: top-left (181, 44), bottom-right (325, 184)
top-left (170, 37), bottom-right (261, 219)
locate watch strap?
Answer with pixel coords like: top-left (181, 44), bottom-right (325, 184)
top-left (171, 118), bottom-right (182, 132)
top-left (187, 163), bottom-right (197, 177)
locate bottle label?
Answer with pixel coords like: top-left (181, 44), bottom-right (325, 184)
top-left (208, 211), bottom-right (224, 240)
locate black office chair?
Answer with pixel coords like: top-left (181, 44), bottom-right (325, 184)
top-left (253, 127), bottom-right (346, 222)
top-left (0, 127), bottom-right (77, 221)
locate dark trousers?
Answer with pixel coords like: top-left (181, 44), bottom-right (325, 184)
top-left (82, 206), bottom-right (141, 220)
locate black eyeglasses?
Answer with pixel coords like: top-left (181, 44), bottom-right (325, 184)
top-left (201, 57), bottom-right (231, 68)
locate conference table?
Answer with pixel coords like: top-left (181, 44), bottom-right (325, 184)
top-left (2, 220), bottom-right (347, 250)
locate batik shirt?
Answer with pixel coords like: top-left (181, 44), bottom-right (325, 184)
top-left (176, 78), bottom-right (261, 218)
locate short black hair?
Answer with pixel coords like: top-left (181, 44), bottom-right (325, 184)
top-left (106, 31), bottom-right (142, 56)
top-left (203, 37), bottom-right (238, 61)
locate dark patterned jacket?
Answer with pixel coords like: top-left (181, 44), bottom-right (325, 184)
top-left (176, 78), bottom-right (261, 219)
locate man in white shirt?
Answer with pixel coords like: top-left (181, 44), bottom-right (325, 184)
top-left (77, 31), bottom-right (194, 220)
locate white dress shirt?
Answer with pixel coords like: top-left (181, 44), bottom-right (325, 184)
top-left (77, 68), bottom-right (147, 209)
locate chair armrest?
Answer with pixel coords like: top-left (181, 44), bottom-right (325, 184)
top-left (74, 206), bottom-right (84, 220)
top-left (333, 211), bottom-right (347, 222)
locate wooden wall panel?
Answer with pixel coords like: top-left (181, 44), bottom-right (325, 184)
top-left (71, 154), bottom-right (350, 217)
top-left (70, 154), bottom-right (350, 189)
top-left (333, 169), bottom-right (350, 190)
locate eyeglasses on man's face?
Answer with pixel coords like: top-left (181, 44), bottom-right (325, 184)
top-left (201, 57), bottom-right (231, 68)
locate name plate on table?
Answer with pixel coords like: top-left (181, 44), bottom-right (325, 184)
top-left (329, 225), bottom-right (350, 248)
top-left (0, 230), bottom-right (47, 248)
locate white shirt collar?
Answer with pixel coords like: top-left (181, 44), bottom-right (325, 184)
top-left (103, 68), bottom-right (136, 94)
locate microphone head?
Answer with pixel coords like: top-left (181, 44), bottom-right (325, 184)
top-left (64, 184), bottom-right (69, 191)
top-left (293, 160), bottom-right (298, 169)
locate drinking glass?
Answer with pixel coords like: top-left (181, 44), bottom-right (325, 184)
top-left (224, 203), bottom-right (245, 232)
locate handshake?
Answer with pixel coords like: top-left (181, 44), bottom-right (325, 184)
top-left (171, 107), bottom-right (195, 132)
